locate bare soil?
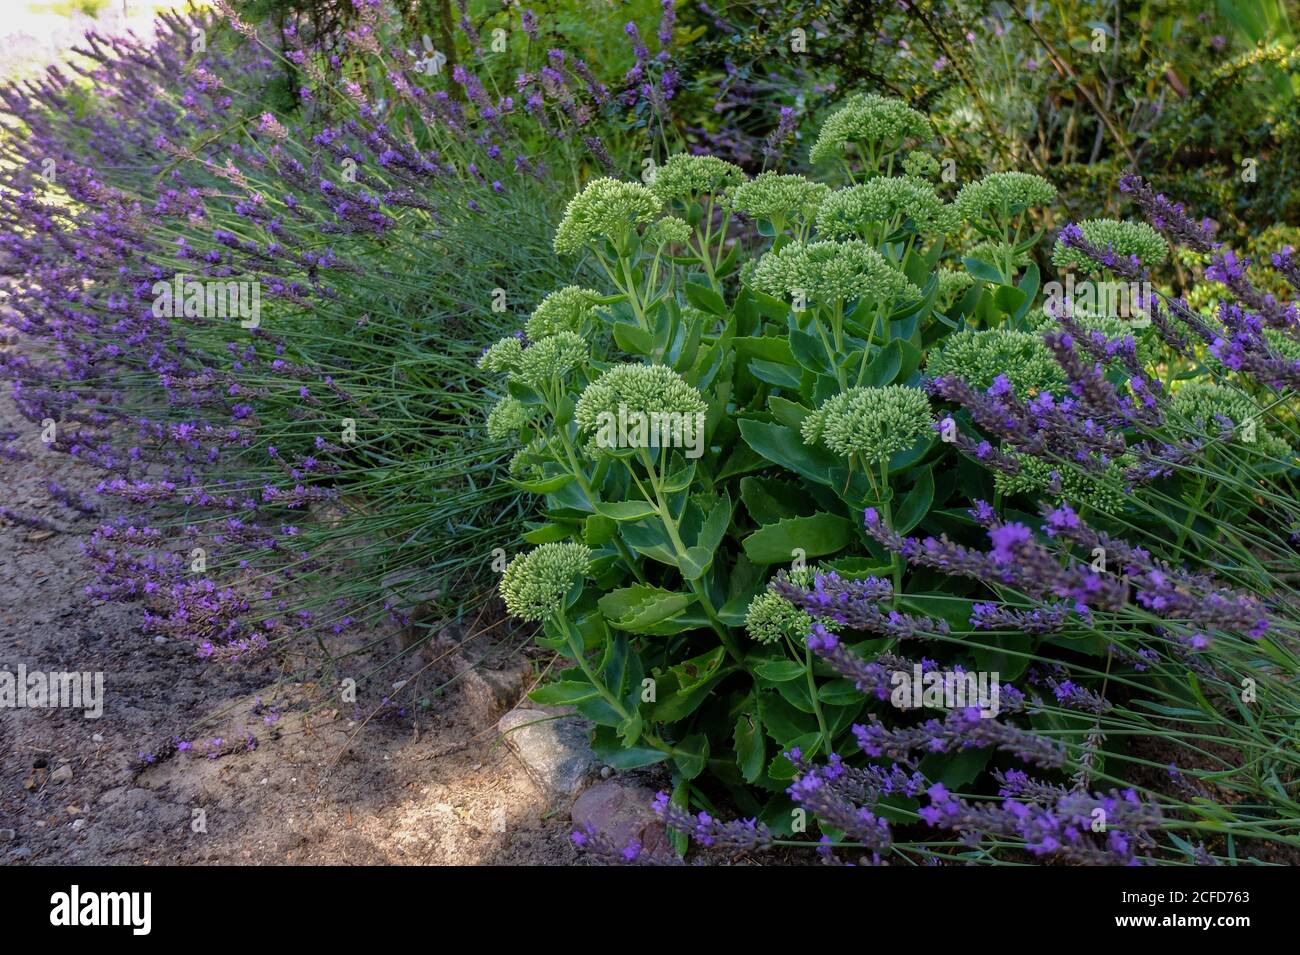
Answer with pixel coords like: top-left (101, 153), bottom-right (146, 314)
top-left (0, 389), bottom-right (578, 866)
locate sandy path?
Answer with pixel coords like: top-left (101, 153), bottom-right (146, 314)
top-left (0, 343), bottom-right (576, 865)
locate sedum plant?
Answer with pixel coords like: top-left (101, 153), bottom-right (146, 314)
top-left (488, 101), bottom-right (1300, 868)
top-left (478, 95), bottom-right (1067, 837)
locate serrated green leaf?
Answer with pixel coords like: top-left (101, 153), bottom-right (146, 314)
top-left (738, 418), bottom-right (840, 486)
top-left (599, 585), bottom-right (697, 633)
top-left (734, 706), bottom-right (766, 784)
top-left (684, 280), bottom-right (727, 316)
top-left (672, 733), bottom-right (710, 780)
top-left (742, 512), bottom-right (853, 564)
top-left (593, 500), bottom-right (659, 521)
top-left (528, 681), bottom-right (600, 706)
top-left (894, 467), bottom-right (934, 535)
top-left (750, 358), bottom-right (803, 388)
top-left (754, 658), bottom-right (807, 682)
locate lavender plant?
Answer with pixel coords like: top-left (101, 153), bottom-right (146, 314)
top-left (0, 0), bottom-right (694, 670)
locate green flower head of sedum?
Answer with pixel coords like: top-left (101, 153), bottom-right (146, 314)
top-left (810, 93), bottom-right (931, 166)
top-left (744, 590), bottom-right (811, 644)
top-left (1264, 327), bottom-right (1300, 363)
top-left (750, 239), bottom-right (920, 307)
top-left (802, 384), bottom-right (933, 461)
top-left (645, 215), bottom-right (692, 246)
top-left (1051, 218), bottom-right (1170, 272)
top-left (1031, 307), bottom-right (1161, 369)
top-left (995, 452), bottom-right (1129, 515)
top-left (554, 178), bottom-right (663, 255)
top-left (927, 328), bottom-right (1063, 396)
top-left (516, 331), bottom-right (589, 387)
top-left (815, 177), bottom-right (959, 240)
top-left (649, 153), bottom-right (747, 203)
top-left (486, 395), bottom-right (535, 440)
top-left (729, 172), bottom-right (829, 224)
top-left (1169, 380), bottom-right (1290, 457)
top-left (956, 172), bottom-right (1056, 225)
top-left (936, 267), bottom-right (975, 306)
top-left (527, 286), bottom-right (601, 340)
top-left (737, 258), bottom-right (760, 289)
top-left (478, 335), bottom-right (525, 374)
top-left (574, 362), bottom-right (708, 443)
top-left (508, 438), bottom-right (547, 480)
top-left (902, 150), bottom-right (941, 179)
top-left (745, 567), bottom-right (841, 644)
top-left (499, 542), bottom-right (592, 621)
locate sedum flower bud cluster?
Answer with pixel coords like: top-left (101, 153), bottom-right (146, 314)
top-left (574, 362), bottom-right (708, 451)
top-left (729, 172), bottom-right (829, 225)
top-left (745, 567), bottom-right (840, 644)
top-left (802, 384), bottom-right (933, 461)
top-left (749, 239), bottom-right (919, 306)
top-left (486, 395), bottom-right (535, 440)
top-left (649, 153), bottom-right (746, 203)
top-left (527, 286), bottom-right (602, 339)
top-left (809, 93), bottom-right (931, 166)
top-left (500, 542), bottom-right (592, 621)
top-left (1051, 218), bottom-right (1169, 272)
top-left (956, 172), bottom-right (1057, 225)
top-left (928, 328), bottom-right (1064, 397)
top-left (1169, 380), bottom-right (1290, 458)
top-left (554, 177), bottom-right (663, 254)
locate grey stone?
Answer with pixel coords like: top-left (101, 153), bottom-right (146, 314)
top-left (50, 764), bottom-right (73, 784)
top-left (570, 779), bottom-right (671, 856)
top-left (460, 664), bottom-right (531, 721)
top-left (431, 630), bottom-right (531, 721)
top-left (0, 828), bottom-right (15, 841)
top-left (497, 705), bottom-right (597, 804)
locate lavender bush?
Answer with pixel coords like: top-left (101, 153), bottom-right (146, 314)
top-left (0, 0), bottom-right (696, 660)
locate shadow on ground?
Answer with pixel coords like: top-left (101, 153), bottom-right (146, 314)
top-left (0, 367), bottom-right (577, 866)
